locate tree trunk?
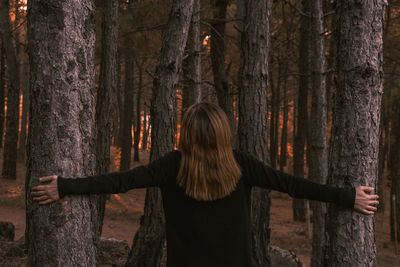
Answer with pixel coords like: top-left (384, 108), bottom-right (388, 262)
top-left (96, 0), bottom-right (119, 235)
top-left (17, 62), bottom-right (29, 163)
top-left (114, 54), bottom-right (123, 147)
top-left (292, 0), bottom-right (310, 222)
top-left (309, 0), bottom-right (328, 266)
top-left (0, 0), bottom-right (20, 179)
top-left (270, 52), bottom-right (281, 169)
top-left (389, 100), bottom-right (400, 241)
top-left (126, 1), bottom-right (193, 266)
top-left (0, 41), bottom-right (5, 148)
top-left (26, 0), bottom-right (101, 265)
top-left (324, 1), bottom-right (385, 265)
top-left (210, 0), bottom-right (235, 137)
top-left (238, 0), bottom-right (271, 266)
top-left (182, 0), bottom-right (201, 112)
top-left (279, 63), bottom-right (288, 171)
top-left (142, 105), bottom-right (149, 151)
top-left (120, 42), bottom-right (134, 171)
top-left (133, 60), bottom-right (144, 162)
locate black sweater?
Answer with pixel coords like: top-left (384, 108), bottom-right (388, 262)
top-left (58, 150), bottom-right (355, 267)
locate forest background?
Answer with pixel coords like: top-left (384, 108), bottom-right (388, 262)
top-left (0, 0), bottom-right (399, 266)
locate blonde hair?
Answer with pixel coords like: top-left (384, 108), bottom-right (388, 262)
top-left (177, 102), bottom-right (241, 201)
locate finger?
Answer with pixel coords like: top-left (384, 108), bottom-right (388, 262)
top-left (361, 208), bottom-right (374, 215)
top-left (366, 205), bottom-right (377, 211)
top-left (31, 191), bottom-right (46, 197)
top-left (367, 194), bottom-right (379, 200)
top-left (361, 186), bottom-right (375, 193)
top-left (32, 185), bottom-right (46, 191)
top-left (33, 195), bottom-right (48, 202)
top-left (40, 175), bottom-right (56, 183)
top-left (39, 199), bottom-right (54, 205)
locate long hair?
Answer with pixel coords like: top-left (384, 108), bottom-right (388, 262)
top-left (177, 102), bottom-right (241, 201)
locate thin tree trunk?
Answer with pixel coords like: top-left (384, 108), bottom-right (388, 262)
top-left (17, 62), bottom-right (28, 162)
top-left (0, 41), bottom-right (5, 148)
top-left (279, 63), bottom-right (288, 171)
top-left (26, 0), bottom-right (100, 265)
top-left (292, 0), bottom-right (310, 222)
top-left (114, 54), bottom-right (123, 147)
top-left (96, 0), bottom-right (118, 236)
top-left (133, 60), bottom-right (144, 162)
top-left (309, 0), bottom-right (328, 265)
top-left (389, 101), bottom-right (400, 241)
top-left (120, 42), bottom-right (134, 171)
top-left (0, 0), bottom-right (20, 179)
top-left (182, 0), bottom-right (201, 112)
top-left (324, 1), bottom-right (385, 265)
top-left (142, 105), bottom-right (149, 151)
top-left (238, 0), bottom-right (271, 266)
top-left (126, 1), bottom-right (194, 266)
top-left (210, 0), bottom-right (235, 137)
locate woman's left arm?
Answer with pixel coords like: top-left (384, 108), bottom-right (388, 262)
top-left (240, 152), bottom-right (379, 214)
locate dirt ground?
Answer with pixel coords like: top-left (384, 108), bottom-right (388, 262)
top-left (0, 147), bottom-right (399, 266)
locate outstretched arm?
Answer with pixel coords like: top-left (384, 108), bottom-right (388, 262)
top-left (31, 150), bottom-right (179, 205)
top-left (237, 151), bottom-right (378, 215)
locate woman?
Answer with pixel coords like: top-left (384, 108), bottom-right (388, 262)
top-left (31, 102), bottom-right (379, 267)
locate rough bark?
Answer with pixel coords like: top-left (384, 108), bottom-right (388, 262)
top-left (324, 1), bottom-right (385, 265)
top-left (182, 0), bottom-right (201, 112)
top-left (126, 1), bottom-right (194, 266)
top-left (17, 62), bottom-right (29, 162)
top-left (26, 0), bottom-right (100, 265)
top-left (309, 0), bottom-right (328, 266)
top-left (292, 0), bottom-right (310, 222)
top-left (96, 0), bottom-right (119, 235)
top-left (114, 54), bottom-right (123, 147)
top-left (0, 41), bottom-right (5, 148)
top-left (210, 0), bottom-right (235, 136)
top-left (0, 0), bottom-right (20, 179)
top-left (238, 0), bottom-right (271, 266)
top-left (120, 42), bottom-right (134, 171)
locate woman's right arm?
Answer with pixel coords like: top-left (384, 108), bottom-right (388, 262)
top-left (31, 150), bottom-right (180, 205)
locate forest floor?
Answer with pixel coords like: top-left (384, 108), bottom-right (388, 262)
top-left (0, 147), bottom-right (399, 266)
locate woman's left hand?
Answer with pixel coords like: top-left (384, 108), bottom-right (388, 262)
top-left (354, 186), bottom-right (379, 215)
top-left (31, 175), bottom-right (60, 205)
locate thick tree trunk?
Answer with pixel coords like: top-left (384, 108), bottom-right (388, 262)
top-left (17, 62), bottom-right (29, 162)
top-left (26, 0), bottom-right (100, 265)
top-left (182, 0), bottom-right (201, 112)
top-left (96, 0), bottom-right (119, 235)
top-left (238, 0), bottom-right (271, 266)
top-left (0, 0), bottom-right (20, 179)
top-left (309, 0), bottom-right (328, 266)
top-left (324, 1), bottom-right (385, 265)
top-left (0, 41), bottom-right (5, 148)
top-left (126, 1), bottom-right (193, 266)
top-left (292, 0), bottom-right (310, 222)
top-left (210, 0), bottom-right (235, 136)
top-left (133, 60), bottom-right (144, 162)
top-left (120, 42), bottom-right (134, 171)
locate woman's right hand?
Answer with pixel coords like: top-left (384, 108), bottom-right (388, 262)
top-left (354, 186), bottom-right (379, 215)
top-left (31, 175), bottom-right (60, 205)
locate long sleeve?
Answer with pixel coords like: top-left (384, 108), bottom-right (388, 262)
top-left (57, 150), bottom-right (180, 198)
top-left (236, 151), bottom-right (355, 209)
